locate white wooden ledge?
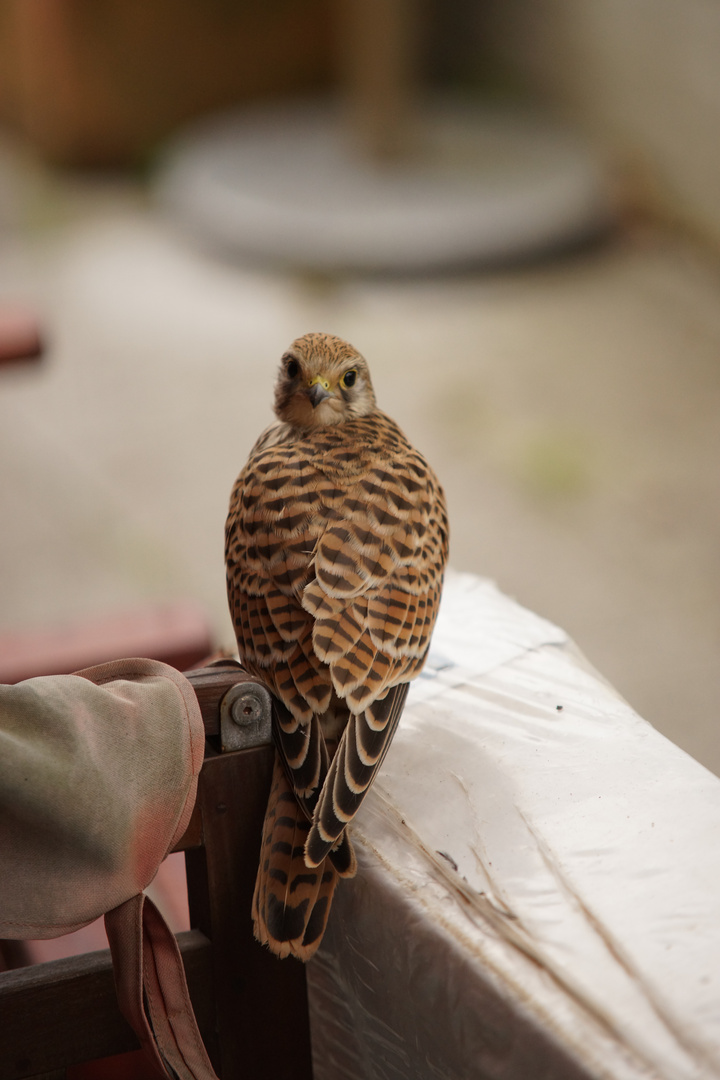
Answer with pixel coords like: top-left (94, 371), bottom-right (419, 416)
top-left (308, 572), bottom-right (720, 1080)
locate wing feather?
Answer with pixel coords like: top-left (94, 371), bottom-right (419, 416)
top-left (273, 702), bottom-right (329, 809)
top-left (304, 683), bottom-right (410, 867)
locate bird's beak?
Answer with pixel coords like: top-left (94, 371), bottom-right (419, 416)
top-left (306, 375), bottom-right (332, 408)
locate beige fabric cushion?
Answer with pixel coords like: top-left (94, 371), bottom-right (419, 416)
top-left (0, 657), bottom-right (204, 939)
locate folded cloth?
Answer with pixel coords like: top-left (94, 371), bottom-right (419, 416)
top-left (0, 657), bottom-right (216, 1080)
top-left (0, 657), bottom-right (204, 939)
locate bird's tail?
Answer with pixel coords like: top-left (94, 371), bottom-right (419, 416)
top-left (252, 752), bottom-right (356, 961)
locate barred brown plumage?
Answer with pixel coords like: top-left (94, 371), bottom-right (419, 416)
top-left (225, 331), bottom-right (449, 960)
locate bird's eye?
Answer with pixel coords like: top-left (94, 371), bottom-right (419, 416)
top-left (286, 358), bottom-right (299, 379)
top-left (341, 369), bottom-right (357, 388)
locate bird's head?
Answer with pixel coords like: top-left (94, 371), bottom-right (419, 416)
top-left (273, 332), bottom-right (376, 430)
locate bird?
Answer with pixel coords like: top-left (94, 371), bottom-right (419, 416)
top-left (225, 331), bottom-right (449, 960)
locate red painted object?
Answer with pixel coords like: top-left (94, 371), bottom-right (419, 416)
top-left (0, 307), bottom-right (43, 366)
top-left (0, 602), bottom-right (216, 684)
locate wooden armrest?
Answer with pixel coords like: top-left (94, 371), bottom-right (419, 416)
top-left (184, 660), bottom-right (273, 744)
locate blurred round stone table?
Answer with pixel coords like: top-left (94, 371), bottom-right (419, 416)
top-left (156, 97), bottom-right (613, 274)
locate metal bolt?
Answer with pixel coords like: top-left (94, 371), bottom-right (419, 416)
top-left (231, 692), bottom-right (263, 726)
top-left (219, 680), bottom-right (272, 752)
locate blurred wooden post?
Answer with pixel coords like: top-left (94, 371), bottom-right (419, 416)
top-left (337, 0), bottom-right (420, 160)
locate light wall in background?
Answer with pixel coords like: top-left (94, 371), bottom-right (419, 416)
top-left (476, 0), bottom-right (720, 246)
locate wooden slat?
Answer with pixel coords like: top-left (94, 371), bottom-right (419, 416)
top-left (174, 797), bottom-right (205, 851)
top-left (185, 747), bottom-right (313, 1080)
top-left (0, 931), bottom-right (213, 1080)
top-left (0, 940), bottom-right (32, 971)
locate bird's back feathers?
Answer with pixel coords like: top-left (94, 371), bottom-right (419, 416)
top-left (226, 338), bottom-right (448, 960)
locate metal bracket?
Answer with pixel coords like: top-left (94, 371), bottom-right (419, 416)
top-left (219, 679), bottom-right (273, 752)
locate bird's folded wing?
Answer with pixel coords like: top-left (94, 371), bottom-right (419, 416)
top-left (305, 682), bottom-right (410, 867)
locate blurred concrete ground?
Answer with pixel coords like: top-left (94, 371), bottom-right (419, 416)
top-left (0, 136), bottom-right (719, 776)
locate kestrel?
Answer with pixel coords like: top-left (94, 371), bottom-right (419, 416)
top-left (225, 332), bottom-right (449, 960)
